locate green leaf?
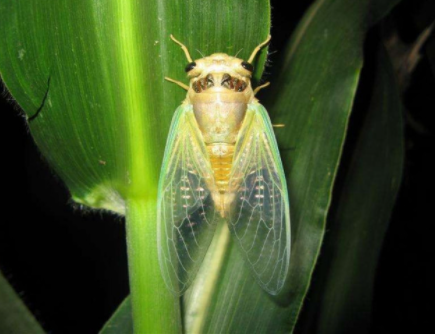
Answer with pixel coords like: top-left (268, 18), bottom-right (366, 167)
top-left (0, 271), bottom-right (45, 334)
top-left (0, 0), bottom-right (269, 212)
top-left (1, 0), bottom-right (405, 332)
top-left (99, 297), bottom-right (132, 334)
top-left (0, 0), bottom-right (270, 332)
top-left (298, 45), bottom-right (404, 334)
top-left (368, 0), bottom-right (402, 25)
top-left (316, 46), bottom-right (404, 334)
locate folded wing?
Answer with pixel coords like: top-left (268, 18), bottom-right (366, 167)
top-left (157, 104), bottom-right (219, 294)
top-left (226, 103), bottom-right (291, 295)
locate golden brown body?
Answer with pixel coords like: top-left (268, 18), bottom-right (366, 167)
top-left (185, 55), bottom-right (256, 196)
top-left (166, 35), bottom-right (271, 212)
top-left (159, 35), bottom-right (291, 296)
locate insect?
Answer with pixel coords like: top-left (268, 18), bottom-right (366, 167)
top-left (158, 35), bottom-right (290, 295)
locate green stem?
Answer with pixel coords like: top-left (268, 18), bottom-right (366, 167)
top-left (126, 199), bottom-right (181, 334)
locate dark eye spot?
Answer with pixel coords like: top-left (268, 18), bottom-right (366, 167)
top-left (185, 62), bottom-right (196, 72)
top-left (241, 61), bottom-right (254, 72)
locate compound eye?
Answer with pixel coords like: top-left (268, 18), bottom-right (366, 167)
top-left (185, 62), bottom-right (197, 73)
top-left (241, 61), bottom-right (254, 72)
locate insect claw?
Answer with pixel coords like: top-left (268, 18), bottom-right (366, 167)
top-left (165, 77), bottom-right (190, 91)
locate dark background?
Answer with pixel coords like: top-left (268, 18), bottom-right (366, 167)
top-left (1, 1), bottom-right (434, 333)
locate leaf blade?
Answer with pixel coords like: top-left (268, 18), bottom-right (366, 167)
top-left (0, 0), bottom-right (270, 332)
top-left (0, 0), bottom-right (270, 211)
top-left (299, 44), bottom-right (404, 334)
top-left (0, 271), bottom-right (45, 334)
top-left (99, 298), bottom-right (132, 334)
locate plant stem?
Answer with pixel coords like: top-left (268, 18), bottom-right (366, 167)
top-left (126, 199), bottom-right (181, 334)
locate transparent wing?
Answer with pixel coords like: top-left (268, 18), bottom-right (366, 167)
top-left (226, 103), bottom-right (291, 295)
top-left (157, 104), bottom-right (218, 295)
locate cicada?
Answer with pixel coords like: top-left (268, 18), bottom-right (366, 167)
top-left (158, 35), bottom-right (290, 295)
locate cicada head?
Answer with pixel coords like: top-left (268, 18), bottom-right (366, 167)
top-left (168, 34), bottom-right (270, 98)
top-left (166, 35), bottom-right (271, 144)
top-left (185, 54), bottom-right (254, 94)
top-left (185, 52), bottom-right (255, 144)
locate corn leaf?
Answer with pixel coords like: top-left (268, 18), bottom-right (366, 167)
top-left (0, 0), bottom-right (270, 333)
top-left (1, 0), bottom-right (406, 333)
top-left (0, 0), bottom-right (269, 211)
top-left (0, 271), bottom-right (45, 334)
top-left (99, 298), bottom-right (132, 334)
top-left (298, 44), bottom-right (404, 334)
top-left (368, 0), bottom-right (402, 25)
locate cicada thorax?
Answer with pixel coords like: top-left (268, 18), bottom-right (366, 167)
top-left (187, 70), bottom-right (255, 215)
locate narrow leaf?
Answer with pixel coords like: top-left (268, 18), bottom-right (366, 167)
top-left (368, 0), bottom-right (402, 25)
top-left (0, 271), bottom-right (45, 334)
top-left (299, 45), bottom-right (404, 334)
top-left (99, 295), bottom-right (132, 334)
